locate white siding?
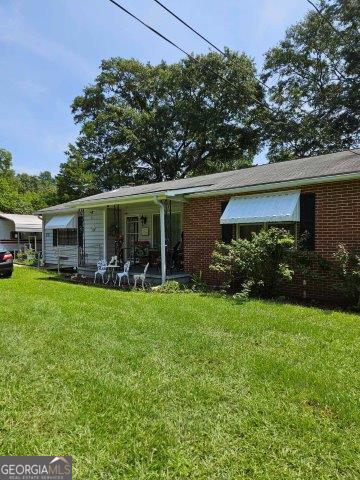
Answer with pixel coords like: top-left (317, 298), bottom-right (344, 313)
top-left (83, 208), bottom-right (105, 265)
top-left (0, 219), bottom-right (13, 240)
top-left (106, 202), bottom-right (183, 261)
top-left (43, 214), bottom-right (78, 268)
top-left (42, 202), bottom-right (183, 268)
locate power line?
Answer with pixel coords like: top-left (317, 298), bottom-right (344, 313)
top-left (107, 0), bottom-right (189, 57)
top-left (304, 0), bottom-right (347, 81)
top-left (152, 0), bottom-right (270, 90)
top-left (105, 0), bottom-right (360, 156)
top-left (106, 0), bottom-right (275, 114)
top-left (305, 0), bottom-right (348, 43)
top-left (305, 0), bottom-right (360, 155)
top-left (153, 0), bottom-right (225, 55)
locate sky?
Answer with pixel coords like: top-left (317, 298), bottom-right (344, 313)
top-left (0, 0), bottom-right (310, 176)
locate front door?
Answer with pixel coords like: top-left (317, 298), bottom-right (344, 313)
top-left (125, 216), bottom-right (139, 263)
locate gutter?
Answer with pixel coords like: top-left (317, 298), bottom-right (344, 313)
top-left (38, 192), bottom-right (167, 215)
top-left (186, 171), bottom-right (360, 198)
top-left (38, 170), bottom-right (360, 215)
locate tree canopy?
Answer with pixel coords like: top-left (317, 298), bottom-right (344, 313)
top-left (57, 50), bottom-right (264, 196)
top-left (0, 148), bottom-right (57, 214)
top-left (262, 0), bottom-right (360, 162)
top-left (4, 0), bottom-right (360, 211)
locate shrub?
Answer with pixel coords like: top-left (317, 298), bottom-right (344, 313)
top-left (152, 280), bottom-right (183, 293)
top-left (189, 271), bottom-right (209, 292)
top-left (333, 244), bottom-right (360, 309)
top-left (211, 227), bottom-right (295, 298)
top-left (291, 249), bottom-right (331, 300)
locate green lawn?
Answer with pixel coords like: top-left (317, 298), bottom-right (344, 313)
top-left (0, 267), bottom-right (359, 479)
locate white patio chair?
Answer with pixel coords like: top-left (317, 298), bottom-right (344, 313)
top-left (115, 261), bottom-right (131, 287)
top-left (133, 263), bottom-right (150, 289)
top-left (94, 259), bottom-right (108, 284)
top-left (108, 255), bottom-right (118, 266)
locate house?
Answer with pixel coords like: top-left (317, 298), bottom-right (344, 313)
top-left (39, 149), bottom-right (360, 298)
top-left (0, 213), bottom-right (42, 254)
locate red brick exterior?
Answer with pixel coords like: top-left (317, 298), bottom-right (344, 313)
top-left (183, 180), bottom-right (360, 302)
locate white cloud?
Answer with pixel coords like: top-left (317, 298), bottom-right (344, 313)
top-left (0, 4), bottom-right (94, 78)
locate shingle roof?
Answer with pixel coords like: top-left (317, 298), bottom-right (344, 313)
top-left (40, 149), bottom-right (360, 213)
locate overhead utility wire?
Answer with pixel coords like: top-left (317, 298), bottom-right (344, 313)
top-left (154, 0), bottom-right (358, 153)
top-left (305, 0), bottom-right (353, 46)
top-left (106, 0), bottom-right (277, 115)
top-left (106, 0), bottom-right (360, 156)
top-left (154, 0), bottom-right (345, 84)
top-left (153, 0), bottom-right (225, 55)
top-left (152, 0), bottom-right (270, 90)
top-left (305, 0), bottom-right (360, 153)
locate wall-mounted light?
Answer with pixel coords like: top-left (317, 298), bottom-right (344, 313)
top-left (140, 215), bottom-right (147, 225)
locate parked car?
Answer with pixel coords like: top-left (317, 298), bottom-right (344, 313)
top-left (0, 246), bottom-right (13, 278)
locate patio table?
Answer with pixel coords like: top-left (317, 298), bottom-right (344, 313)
top-left (105, 264), bottom-right (123, 284)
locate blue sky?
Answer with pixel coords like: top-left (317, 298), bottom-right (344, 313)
top-left (0, 0), bottom-right (310, 175)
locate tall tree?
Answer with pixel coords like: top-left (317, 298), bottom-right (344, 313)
top-left (60, 50), bottom-right (264, 193)
top-left (0, 147), bottom-right (57, 213)
top-left (56, 145), bottom-right (96, 202)
top-left (262, 0), bottom-right (360, 162)
top-left (0, 148), bottom-right (14, 176)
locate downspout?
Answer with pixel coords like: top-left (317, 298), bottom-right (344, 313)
top-left (153, 196), bottom-right (166, 284)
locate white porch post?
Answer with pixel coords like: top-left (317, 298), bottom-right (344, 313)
top-left (103, 207), bottom-right (107, 261)
top-left (41, 216), bottom-right (45, 259)
top-left (154, 196), bottom-right (166, 284)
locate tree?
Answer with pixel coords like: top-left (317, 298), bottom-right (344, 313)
top-left (262, 0), bottom-right (360, 162)
top-left (59, 50), bottom-right (264, 193)
top-left (0, 147), bottom-right (58, 213)
top-left (0, 148), bottom-right (14, 176)
top-left (56, 145), bottom-right (96, 202)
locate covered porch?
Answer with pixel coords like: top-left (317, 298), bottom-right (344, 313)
top-left (76, 197), bottom-right (188, 284)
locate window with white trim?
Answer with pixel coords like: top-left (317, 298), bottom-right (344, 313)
top-left (236, 223), bottom-right (299, 242)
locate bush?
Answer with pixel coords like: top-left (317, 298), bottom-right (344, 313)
top-left (15, 248), bottom-right (38, 266)
top-left (152, 280), bottom-right (183, 293)
top-left (211, 227), bottom-right (295, 298)
top-left (189, 272), bottom-right (210, 292)
top-left (333, 244), bottom-right (360, 309)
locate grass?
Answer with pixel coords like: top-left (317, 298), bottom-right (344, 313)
top-left (0, 267), bottom-right (359, 479)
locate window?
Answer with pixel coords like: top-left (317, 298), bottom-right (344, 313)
top-left (53, 229), bottom-right (77, 246)
top-left (221, 201), bottom-right (234, 244)
top-left (237, 224), bottom-right (263, 240)
top-left (268, 223), bottom-right (297, 237)
top-left (237, 223), bottom-right (298, 241)
top-left (153, 213), bottom-right (182, 249)
top-left (299, 193), bottom-right (316, 251)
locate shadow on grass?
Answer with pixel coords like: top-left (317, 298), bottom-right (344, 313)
top-left (36, 274), bottom-right (149, 293)
top-left (35, 271), bottom-right (357, 314)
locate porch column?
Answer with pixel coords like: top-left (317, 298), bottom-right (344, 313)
top-left (41, 216), bottom-right (45, 259)
top-left (154, 196), bottom-right (166, 284)
top-left (103, 207), bottom-right (107, 261)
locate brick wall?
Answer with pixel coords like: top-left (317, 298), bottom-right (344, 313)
top-left (183, 180), bottom-right (360, 302)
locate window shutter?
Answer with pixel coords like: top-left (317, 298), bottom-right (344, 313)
top-left (300, 193), bottom-right (316, 250)
top-left (53, 229), bottom-right (58, 247)
top-left (221, 201), bottom-right (234, 244)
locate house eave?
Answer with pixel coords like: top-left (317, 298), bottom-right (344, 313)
top-left (185, 171), bottom-right (360, 199)
top-left (38, 170), bottom-right (360, 215)
top-left (39, 192), bottom-right (168, 215)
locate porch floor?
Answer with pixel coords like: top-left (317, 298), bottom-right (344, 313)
top-left (77, 264), bottom-right (190, 285)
